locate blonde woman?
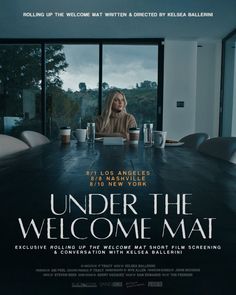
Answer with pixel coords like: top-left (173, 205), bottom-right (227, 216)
top-left (95, 90), bottom-right (137, 139)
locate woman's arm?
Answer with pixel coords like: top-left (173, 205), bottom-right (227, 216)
top-left (128, 114), bottom-right (137, 129)
top-left (95, 113), bottom-right (136, 140)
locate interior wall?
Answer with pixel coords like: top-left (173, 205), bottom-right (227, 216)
top-left (163, 40), bottom-right (197, 140)
top-left (221, 38), bottom-right (235, 136)
top-left (195, 41), bottom-right (222, 138)
top-left (163, 39), bottom-right (221, 140)
top-left (213, 42), bottom-right (222, 136)
top-left (231, 43), bottom-right (236, 136)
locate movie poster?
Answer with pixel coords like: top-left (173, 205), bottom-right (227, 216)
top-left (0, 1), bottom-right (236, 295)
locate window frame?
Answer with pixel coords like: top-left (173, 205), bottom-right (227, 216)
top-left (0, 38), bottom-right (164, 134)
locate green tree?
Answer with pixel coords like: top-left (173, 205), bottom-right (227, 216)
top-left (45, 45), bottom-right (68, 88)
top-left (79, 82), bottom-right (87, 92)
top-left (102, 82), bottom-right (109, 90)
top-left (140, 80), bottom-right (152, 89)
top-left (0, 44), bottom-right (68, 91)
top-left (0, 44), bottom-right (68, 136)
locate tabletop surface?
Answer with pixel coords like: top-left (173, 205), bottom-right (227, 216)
top-left (1, 139), bottom-right (236, 196)
top-left (1, 140), bottom-right (236, 294)
top-left (1, 140), bottom-right (236, 225)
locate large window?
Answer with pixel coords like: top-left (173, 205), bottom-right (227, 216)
top-left (0, 45), bottom-right (41, 137)
top-left (46, 45), bottom-right (99, 139)
top-left (0, 40), bottom-right (164, 139)
top-left (103, 45), bottom-right (158, 128)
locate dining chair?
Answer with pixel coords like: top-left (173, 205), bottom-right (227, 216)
top-left (21, 131), bottom-right (50, 147)
top-left (0, 134), bottom-right (29, 158)
top-left (179, 133), bottom-right (209, 149)
top-left (198, 137), bottom-right (236, 164)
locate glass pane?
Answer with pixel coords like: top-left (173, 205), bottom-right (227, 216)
top-left (0, 45), bottom-right (41, 137)
top-left (102, 45), bottom-right (158, 128)
top-left (222, 35), bottom-right (236, 136)
top-left (46, 45), bottom-right (99, 139)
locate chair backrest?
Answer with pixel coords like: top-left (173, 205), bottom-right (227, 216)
top-left (180, 133), bottom-right (209, 149)
top-left (198, 137), bottom-right (236, 164)
top-left (21, 131), bottom-right (50, 148)
top-left (0, 134), bottom-right (29, 158)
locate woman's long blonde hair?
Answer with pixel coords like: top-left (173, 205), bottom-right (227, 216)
top-left (100, 89), bottom-right (127, 131)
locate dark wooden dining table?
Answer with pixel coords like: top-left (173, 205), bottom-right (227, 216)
top-left (0, 140), bottom-right (236, 294)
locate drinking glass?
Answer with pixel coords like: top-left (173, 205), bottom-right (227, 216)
top-left (87, 123), bottom-right (95, 144)
top-left (143, 123), bottom-right (153, 147)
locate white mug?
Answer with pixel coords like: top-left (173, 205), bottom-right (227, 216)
top-left (153, 131), bottom-right (167, 148)
top-left (73, 129), bottom-right (87, 142)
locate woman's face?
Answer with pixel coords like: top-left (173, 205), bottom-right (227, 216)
top-left (111, 93), bottom-right (125, 112)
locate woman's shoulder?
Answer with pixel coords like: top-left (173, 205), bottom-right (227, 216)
top-left (124, 112), bottom-right (137, 127)
top-left (125, 112), bottom-right (135, 120)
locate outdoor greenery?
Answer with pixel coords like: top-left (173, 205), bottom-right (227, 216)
top-left (0, 45), bottom-right (158, 138)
